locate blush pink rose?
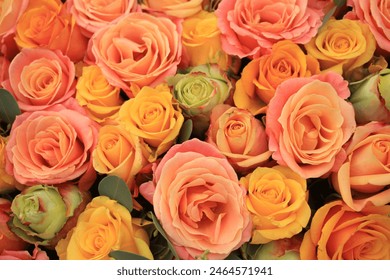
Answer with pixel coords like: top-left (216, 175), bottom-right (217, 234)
top-left (346, 0), bottom-right (390, 53)
top-left (266, 72), bottom-right (356, 179)
top-left (2, 48), bottom-right (76, 112)
top-left (0, 245), bottom-right (49, 260)
top-left (89, 12), bottom-right (182, 98)
top-left (5, 101), bottom-right (99, 191)
top-left (140, 138), bottom-right (252, 260)
top-left (331, 122), bottom-right (390, 211)
top-left (215, 0), bottom-right (324, 59)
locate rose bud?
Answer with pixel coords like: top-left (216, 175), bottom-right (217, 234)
top-left (254, 235), bottom-right (302, 260)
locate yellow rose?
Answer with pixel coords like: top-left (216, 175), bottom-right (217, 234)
top-left (305, 18), bottom-right (376, 79)
top-left (76, 65), bottom-right (124, 125)
top-left (55, 196), bottom-right (153, 260)
top-left (117, 85), bottom-right (184, 162)
top-left (240, 165), bottom-right (311, 244)
top-left (234, 40), bottom-right (320, 115)
top-left (0, 136), bottom-right (16, 193)
top-left (92, 124), bottom-right (148, 205)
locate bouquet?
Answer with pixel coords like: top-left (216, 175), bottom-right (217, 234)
top-left (0, 0), bottom-right (389, 261)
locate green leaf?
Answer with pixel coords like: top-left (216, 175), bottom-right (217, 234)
top-left (109, 250), bottom-right (149, 260)
top-left (149, 211), bottom-right (180, 260)
top-left (320, 6), bottom-right (337, 28)
top-left (177, 118), bottom-right (193, 144)
top-left (0, 89), bottom-right (21, 125)
top-left (98, 175), bottom-right (133, 213)
top-left (240, 243), bottom-right (262, 260)
top-left (224, 251), bottom-right (242, 260)
top-left (333, 0), bottom-right (346, 7)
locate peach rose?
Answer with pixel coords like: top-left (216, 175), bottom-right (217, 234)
top-left (117, 85), bottom-right (184, 162)
top-left (2, 48), bottom-right (76, 112)
top-left (346, 0), bottom-right (390, 53)
top-left (331, 122), bottom-right (390, 211)
top-left (0, 0), bottom-right (28, 40)
top-left (67, 0), bottom-right (139, 38)
top-left (75, 65), bottom-right (123, 124)
top-left (5, 101), bottom-right (99, 190)
top-left (55, 196), bottom-right (153, 260)
top-left (233, 40), bottom-right (320, 115)
top-left (240, 166), bottom-right (311, 244)
top-left (215, 0), bottom-right (324, 59)
top-left (304, 18), bottom-right (376, 78)
top-left (141, 0), bottom-right (203, 18)
top-left (0, 198), bottom-right (28, 253)
top-left (92, 123), bottom-right (148, 199)
top-left (206, 104), bottom-right (272, 174)
top-left (300, 200), bottom-right (390, 260)
top-left (266, 72), bottom-right (356, 179)
top-left (0, 136), bottom-right (16, 194)
top-left (15, 0), bottom-right (89, 62)
top-left (0, 245), bottom-right (49, 260)
top-left (89, 12), bottom-right (182, 98)
top-left (0, 56), bottom-right (9, 83)
top-left (140, 138), bottom-right (252, 260)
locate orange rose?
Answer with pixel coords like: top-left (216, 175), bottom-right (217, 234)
top-left (15, 0), bottom-right (88, 62)
top-left (233, 40), bottom-right (320, 115)
top-left (0, 136), bottom-right (16, 194)
top-left (141, 0), bottom-right (203, 18)
top-left (300, 200), bottom-right (390, 260)
top-left (331, 122), bottom-right (390, 211)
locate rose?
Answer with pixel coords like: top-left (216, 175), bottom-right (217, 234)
top-left (141, 0), bottom-right (203, 18)
top-left (304, 18), bottom-right (376, 78)
top-left (206, 104), bottom-right (272, 174)
top-left (0, 136), bottom-right (16, 194)
top-left (140, 138), bottom-right (252, 260)
top-left (117, 85), bottom-right (184, 162)
top-left (2, 48), bottom-right (76, 112)
top-left (349, 69), bottom-right (390, 124)
top-left (181, 10), bottom-right (236, 71)
top-left (5, 101), bottom-right (99, 189)
top-left (89, 12), bottom-right (182, 98)
top-left (254, 235), bottom-right (302, 260)
top-left (300, 200), bottom-right (390, 260)
top-left (0, 56), bottom-right (9, 83)
top-left (0, 245), bottom-right (49, 260)
top-left (9, 184), bottom-right (90, 247)
top-left (346, 0), bottom-right (390, 54)
top-left (240, 166), bottom-right (310, 244)
top-left (266, 72), bottom-right (356, 179)
top-left (67, 0), bottom-right (139, 38)
top-left (55, 196), bottom-right (153, 260)
top-left (215, 0), bottom-right (324, 59)
top-left (233, 40), bottom-right (320, 115)
top-left (92, 123), bottom-right (148, 201)
top-left (0, 198), bottom-right (28, 253)
top-left (75, 65), bottom-right (123, 124)
top-left (331, 122), bottom-right (390, 211)
top-left (0, 0), bottom-right (29, 41)
top-left (14, 0), bottom-right (88, 62)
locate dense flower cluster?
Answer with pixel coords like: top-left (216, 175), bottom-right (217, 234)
top-left (0, 0), bottom-right (389, 260)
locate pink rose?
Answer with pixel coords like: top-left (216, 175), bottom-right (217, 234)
top-left (0, 245), bottom-right (49, 260)
top-left (331, 122), bottom-right (390, 211)
top-left (141, 0), bottom-right (203, 18)
top-left (67, 0), bottom-right (139, 38)
top-left (140, 138), bottom-right (252, 260)
top-left (266, 72), bottom-right (356, 179)
top-left (0, 56), bottom-right (9, 84)
top-left (0, 0), bottom-right (29, 41)
top-left (5, 101), bottom-right (99, 191)
top-left (216, 0), bottom-right (324, 59)
top-left (89, 12), bottom-right (182, 97)
top-left (2, 48), bottom-right (76, 112)
top-left (346, 0), bottom-right (390, 53)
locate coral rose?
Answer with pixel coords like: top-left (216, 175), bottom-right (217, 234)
top-left (240, 166), bottom-right (310, 244)
top-left (206, 104), bottom-right (272, 174)
top-left (215, 0), bottom-right (324, 59)
top-left (141, 0), bottom-right (203, 18)
top-left (89, 12), bottom-right (182, 98)
top-left (55, 196), bottom-right (153, 260)
top-left (331, 122), bottom-right (390, 211)
top-left (5, 101), bottom-right (99, 190)
top-left (346, 0), bottom-right (390, 54)
top-left (14, 0), bottom-right (88, 62)
top-left (304, 18), bottom-right (376, 79)
top-left (0, 56), bottom-right (9, 83)
top-left (0, 136), bottom-right (16, 194)
top-left (3, 48), bottom-right (76, 112)
top-left (0, 245), bottom-right (49, 260)
top-left (233, 40), bottom-right (320, 115)
top-left (0, 0), bottom-right (28, 40)
top-left (266, 72), bottom-right (356, 179)
top-left (140, 138), bottom-right (252, 260)
top-left (300, 200), bottom-right (390, 260)
top-left (67, 0), bottom-right (139, 38)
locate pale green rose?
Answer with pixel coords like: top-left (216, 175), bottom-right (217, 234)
top-left (254, 238), bottom-right (301, 260)
top-left (349, 68), bottom-right (390, 124)
top-left (9, 184), bottom-right (83, 246)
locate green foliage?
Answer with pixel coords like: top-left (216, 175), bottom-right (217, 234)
top-left (98, 175), bottom-right (133, 213)
top-left (0, 89), bottom-right (21, 135)
top-left (177, 119), bottom-right (193, 144)
top-left (109, 250), bottom-right (150, 260)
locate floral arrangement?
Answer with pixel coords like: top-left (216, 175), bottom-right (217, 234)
top-left (0, 0), bottom-right (389, 261)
